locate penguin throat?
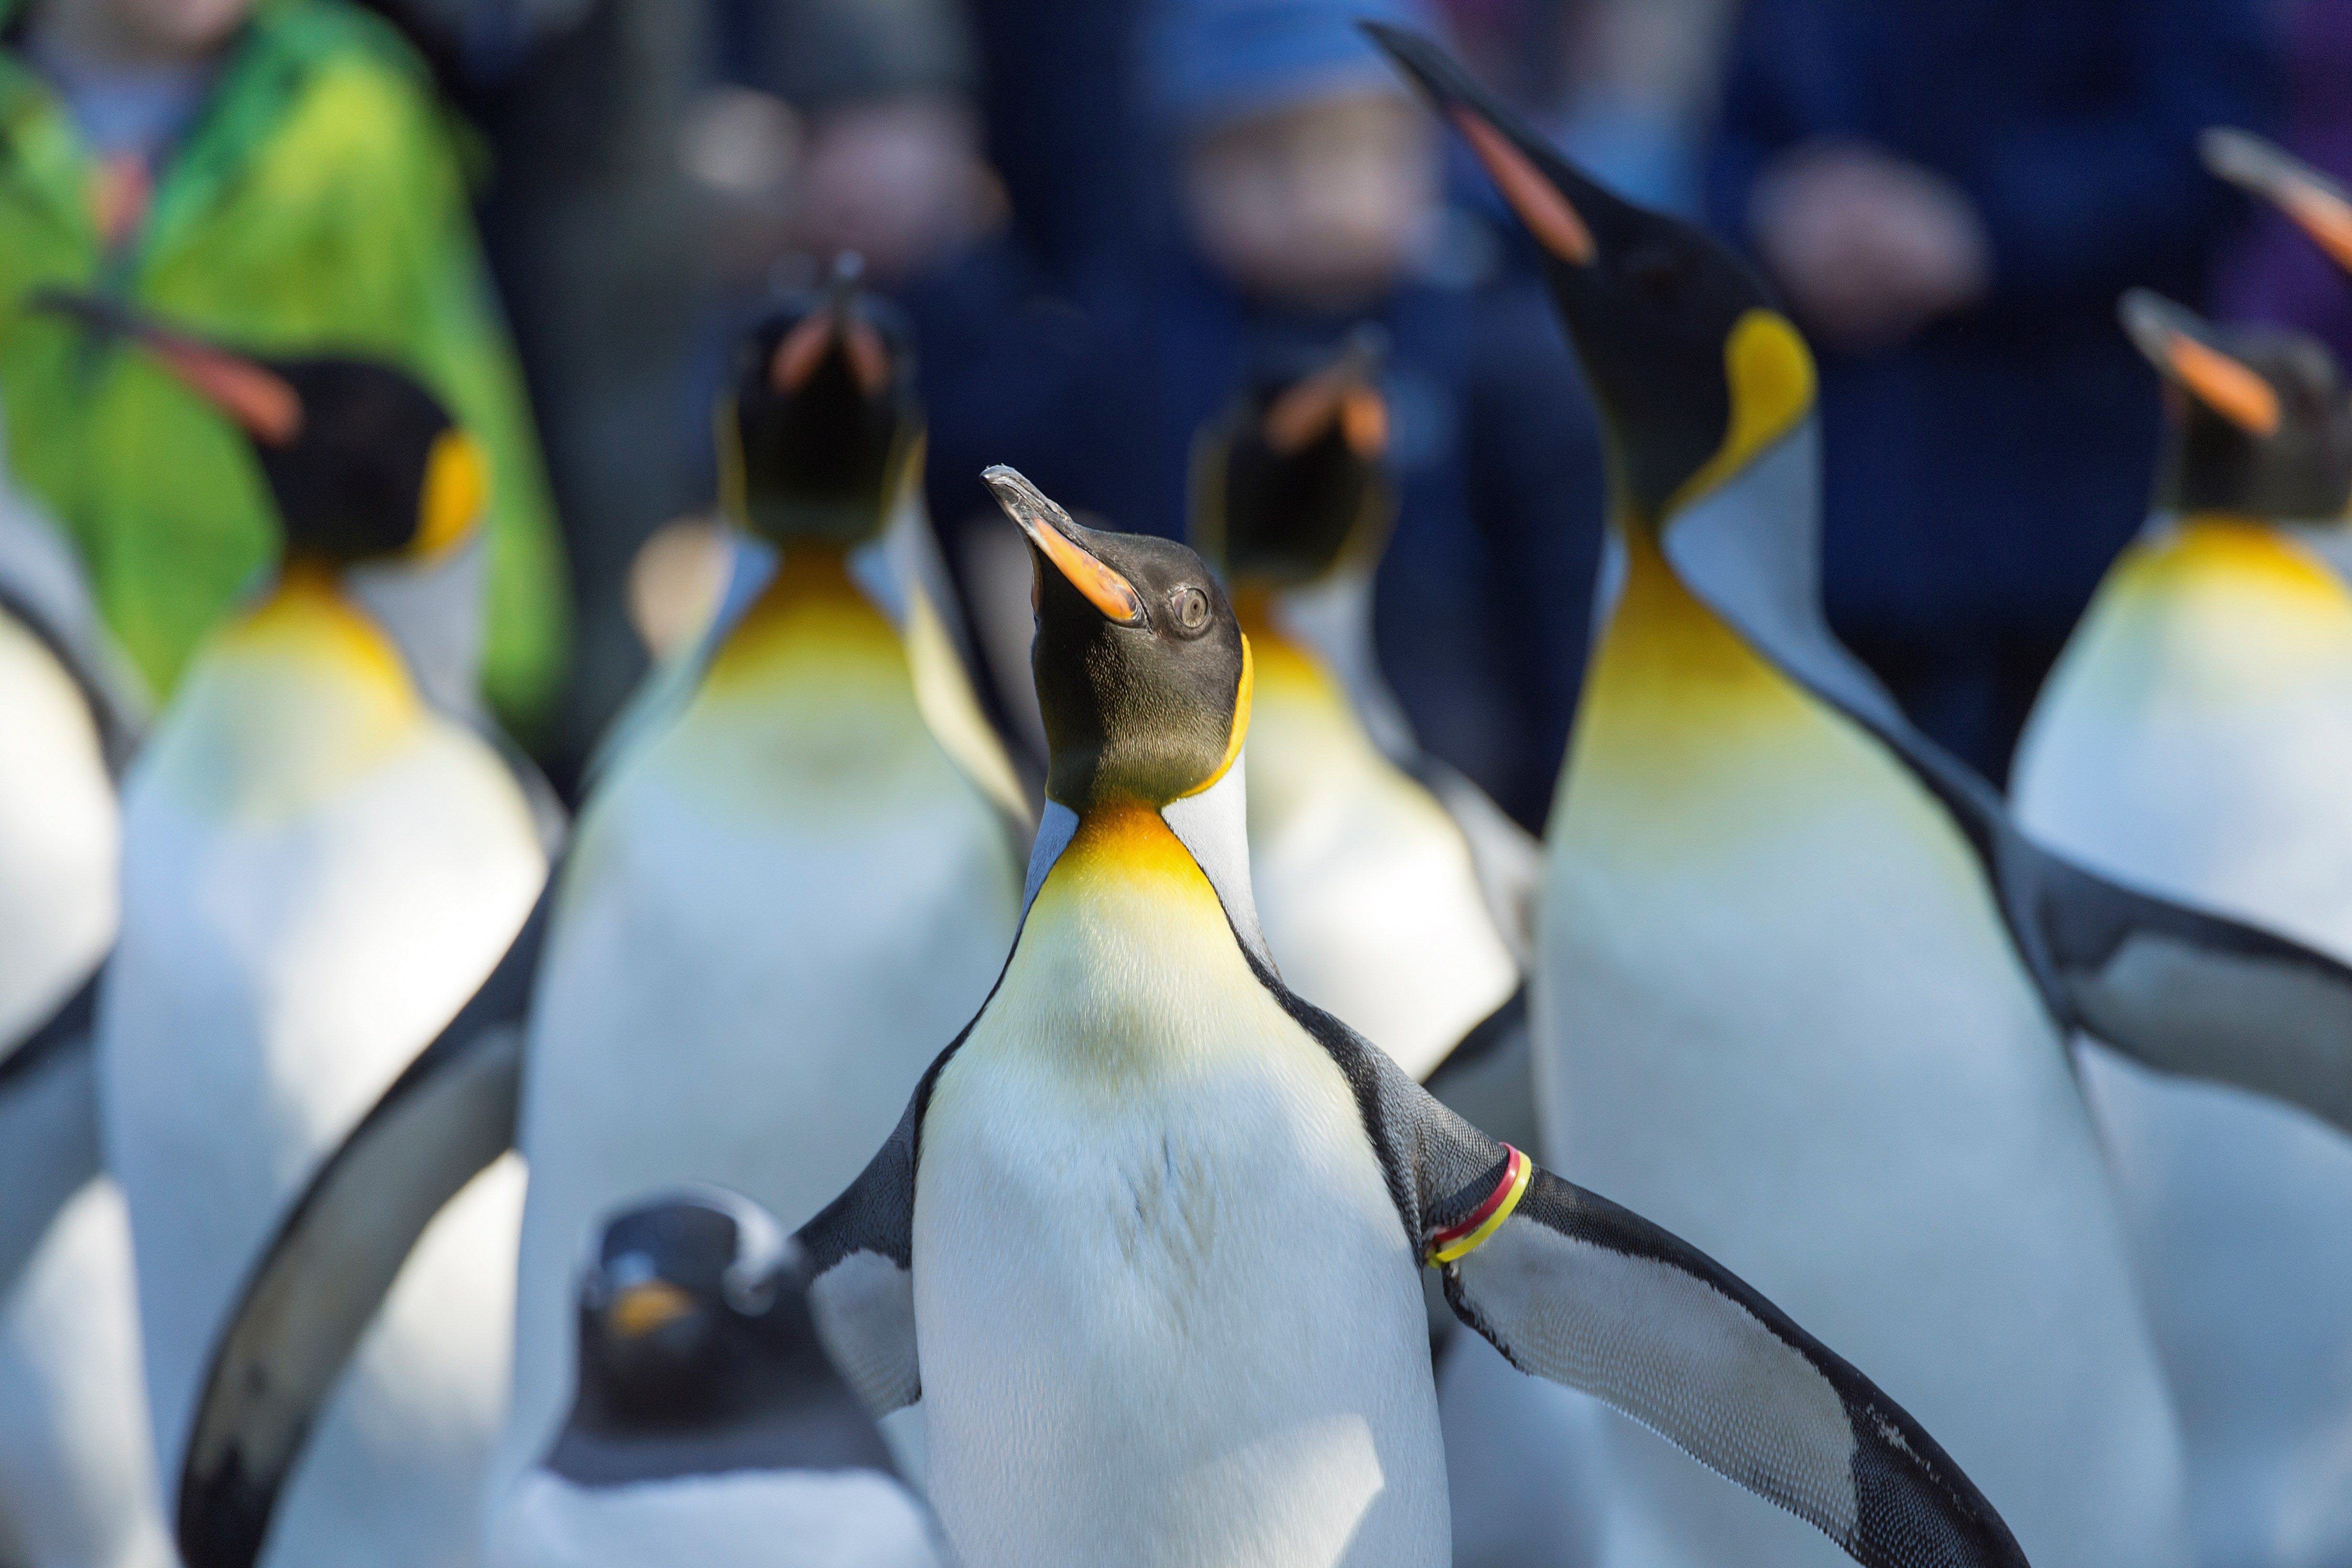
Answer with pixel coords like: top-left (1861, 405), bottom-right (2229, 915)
top-left (216, 563), bottom-right (418, 715)
top-left (701, 543), bottom-right (903, 698)
top-left (2120, 514), bottom-right (2350, 612)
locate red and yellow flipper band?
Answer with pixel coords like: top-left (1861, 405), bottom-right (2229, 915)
top-left (1426, 1144), bottom-right (1533, 1266)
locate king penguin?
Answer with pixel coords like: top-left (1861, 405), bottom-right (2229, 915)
top-left (1369, 27), bottom-right (2352, 1568)
top-left (1188, 330), bottom-right (1529, 1083)
top-left (2012, 274), bottom-right (2352, 1566)
top-left (487, 1189), bottom-right (942, 1568)
top-left (40, 292), bottom-right (552, 1568)
top-left (0, 434), bottom-right (168, 1568)
top-left (198, 464), bottom-right (2039, 1568)
top-left (1190, 338), bottom-right (1593, 1568)
top-left (494, 274), bottom-right (1030, 1507)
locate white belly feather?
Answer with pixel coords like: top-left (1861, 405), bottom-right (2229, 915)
top-left (486, 1467), bottom-right (939, 1568)
top-left (100, 643), bottom-right (544, 1568)
top-left (500, 635), bottom-right (1022, 1495)
top-left (1244, 639), bottom-right (1516, 1078)
top-left (0, 611), bottom-right (115, 1041)
top-left (914, 810), bottom-right (1445, 1568)
top-left (2014, 527), bottom-right (2352, 1568)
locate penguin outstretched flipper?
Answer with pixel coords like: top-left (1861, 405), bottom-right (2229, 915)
top-left (0, 966), bottom-right (103, 1296)
top-left (175, 884), bottom-right (554, 1568)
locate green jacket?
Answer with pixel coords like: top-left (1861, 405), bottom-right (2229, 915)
top-left (0, 0), bottom-right (568, 725)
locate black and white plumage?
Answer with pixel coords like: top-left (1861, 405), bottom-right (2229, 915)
top-left (486, 1191), bottom-right (941, 1568)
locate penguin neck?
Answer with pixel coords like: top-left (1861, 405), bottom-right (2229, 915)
top-left (1026, 759), bottom-right (1273, 973)
top-left (2121, 512), bottom-right (2351, 609)
top-left (699, 541), bottom-right (908, 704)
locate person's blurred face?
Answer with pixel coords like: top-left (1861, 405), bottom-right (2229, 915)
top-left (36, 0), bottom-right (253, 61)
top-left (119, 0), bottom-right (252, 52)
top-left (1185, 89), bottom-right (1437, 309)
top-left (792, 96), bottom-right (1000, 285)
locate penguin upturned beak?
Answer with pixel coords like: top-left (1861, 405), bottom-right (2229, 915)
top-left (29, 287), bottom-right (304, 445)
top-left (2204, 128), bottom-right (2352, 275)
top-left (605, 1279), bottom-right (697, 1340)
top-left (983, 464), bottom-right (1146, 626)
top-left (1363, 22), bottom-right (1597, 268)
top-left (769, 255), bottom-right (892, 397)
top-left (2121, 289), bottom-right (2282, 438)
top-left (1263, 326), bottom-right (1392, 457)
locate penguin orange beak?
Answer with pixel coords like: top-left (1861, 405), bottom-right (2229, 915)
top-left (28, 287), bottom-right (304, 445)
top-left (2120, 289), bottom-right (2282, 438)
top-left (606, 1279), bottom-right (696, 1340)
top-left (983, 464), bottom-right (1145, 626)
top-left (769, 310), bottom-right (891, 398)
top-left (2204, 128), bottom-right (2352, 274)
top-left (1365, 22), bottom-right (1596, 267)
top-left (1263, 327), bottom-right (1393, 457)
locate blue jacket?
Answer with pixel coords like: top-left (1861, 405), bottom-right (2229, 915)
top-left (1708, 0), bottom-right (2277, 638)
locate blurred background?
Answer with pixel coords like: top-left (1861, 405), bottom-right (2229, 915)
top-left (1, 0), bottom-right (2337, 820)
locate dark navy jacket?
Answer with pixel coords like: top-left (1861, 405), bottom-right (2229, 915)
top-left (1707, 0), bottom-right (2276, 745)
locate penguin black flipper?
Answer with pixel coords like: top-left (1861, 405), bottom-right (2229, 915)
top-left (1262, 969), bottom-right (2027, 1568)
top-left (0, 964), bottom-right (104, 1297)
top-left (1421, 985), bottom-right (1539, 1155)
top-left (175, 883), bottom-right (554, 1568)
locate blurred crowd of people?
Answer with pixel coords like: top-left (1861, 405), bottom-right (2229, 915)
top-left (0, 0), bottom-right (2340, 810)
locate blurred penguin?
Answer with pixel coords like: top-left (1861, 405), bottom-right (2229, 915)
top-left (35, 292), bottom-right (551, 1568)
top-left (488, 1189), bottom-right (941, 1568)
top-left (2014, 278), bottom-right (2352, 1568)
top-left (495, 267), bottom-right (1028, 1506)
top-left (0, 430), bottom-right (165, 1568)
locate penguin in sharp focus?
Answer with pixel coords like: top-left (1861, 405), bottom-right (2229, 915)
top-left (1371, 27), bottom-right (2352, 1568)
top-left (487, 1189), bottom-right (942, 1568)
top-left (1191, 338), bottom-right (1587, 1567)
top-left (1188, 329), bottom-right (1530, 1086)
top-left (0, 431), bottom-right (167, 1568)
top-left (163, 464), bottom-right (2034, 1568)
top-left (772, 464), bottom-right (2031, 1568)
top-left (2011, 281), bottom-right (2352, 1567)
top-left (34, 291), bottom-right (552, 1568)
top-left (494, 268), bottom-right (1030, 1508)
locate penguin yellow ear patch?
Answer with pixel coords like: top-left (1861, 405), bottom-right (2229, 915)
top-left (1668, 309), bottom-right (1816, 515)
top-left (415, 429), bottom-right (488, 557)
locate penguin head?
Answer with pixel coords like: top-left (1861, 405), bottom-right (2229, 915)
top-left (2121, 291), bottom-right (2352, 521)
top-left (2204, 129), bottom-right (2352, 278)
top-left (984, 466), bottom-right (1251, 812)
top-left (719, 257), bottom-right (921, 550)
top-left (29, 289), bottom-right (484, 571)
top-left (576, 1188), bottom-right (791, 1428)
top-left (1192, 327), bottom-right (1394, 595)
top-left (1365, 25), bottom-right (1810, 531)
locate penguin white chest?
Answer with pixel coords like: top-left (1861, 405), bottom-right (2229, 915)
top-left (913, 808), bottom-right (1447, 1568)
top-left (0, 610), bottom-right (116, 1041)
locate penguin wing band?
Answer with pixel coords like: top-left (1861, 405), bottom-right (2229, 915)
top-left (2021, 848), bottom-right (2352, 1134)
top-left (1262, 980), bottom-right (2029, 1568)
top-left (175, 885), bottom-right (554, 1568)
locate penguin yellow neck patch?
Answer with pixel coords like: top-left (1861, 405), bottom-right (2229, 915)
top-left (701, 544), bottom-right (901, 698)
top-left (2126, 515), bottom-right (2351, 608)
top-left (218, 564), bottom-right (416, 716)
top-left (1426, 1144), bottom-right (1531, 1265)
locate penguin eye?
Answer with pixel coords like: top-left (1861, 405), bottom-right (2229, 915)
top-left (1170, 585), bottom-right (1211, 635)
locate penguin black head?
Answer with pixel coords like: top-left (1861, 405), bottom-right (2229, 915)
top-left (1365, 25), bottom-right (1810, 529)
top-left (2121, 291), bottom-right (2352, 521)
top-left (984, 467), bottom-right (1250, 812)
top-left (29, 289), bottom-right (483, 569)
top-left (1192, 327), bottom-right (1393, 594)
top-left (555, 1189), bottom-right (899, 1484)
top-left (720, 257), bottom-right (921, 550)
top-left (2204, 129), bottom-right (2352, 278)
top-left (573, 1188), bottom-right (790, 1429)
